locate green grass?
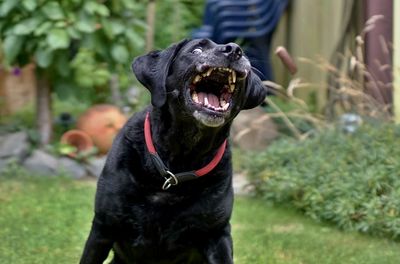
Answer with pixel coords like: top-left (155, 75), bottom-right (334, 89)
top-left (0, 175), bottom-right (399, 264)
top-left (232, 199), bottom-right (400, 264)
top-left (0, 176), bottom-right (95, 264)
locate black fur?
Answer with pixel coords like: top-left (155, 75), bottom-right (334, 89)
top-left (80, 39), bottom-right (267, 264)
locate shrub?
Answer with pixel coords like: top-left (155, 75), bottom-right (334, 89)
top-left (247, 123), bottom-right (400, 240)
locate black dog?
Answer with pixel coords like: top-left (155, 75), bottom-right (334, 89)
top-left (80, 38), bottom-right (266, 264)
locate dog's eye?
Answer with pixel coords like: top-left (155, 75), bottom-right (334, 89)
top-left (192, 48), bottom-right (203, 54)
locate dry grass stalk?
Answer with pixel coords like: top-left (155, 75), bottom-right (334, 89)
top-left (298, 16), bottom-right (393, 122)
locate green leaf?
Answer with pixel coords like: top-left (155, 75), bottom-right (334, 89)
top-left (120, 0), bottom-right (136, 10)
top-left (93, 69), bottom-right (110, 86)
top-left (3, 35), bottom-right (23, 65)
top-left (54, 21), bottom-right (68, 28)
top-left (54, 53), bottom-right (71, 77)
top-left (65, 11), bottom-right (77, 23)
top-left (34, 22), bottom-right (52, 36)
top-left (54, 81), bottom-right (75, 99)
top-left (14, 17), bottom-right (44, 35)
top-left (101, 19), bottom-right (125, 38)
top-left (66, 27), bottom-right (81, 39)
top-left (96, 5), bottom-right (110, 17)
top-left (76, 75), bottom-right (94, 88)
top-left (109, 20), bottom-right (125, 35)
top-left (84, 2), bottom-right (97, 14)
top-left (75, 19), bottom-right (96, 33)
top-left (125, 29), bottom-right (144, 49)
top-left (111, 44), bottom-right (129, 63)
top-left (0, 0), bottom-right (18, 17)
top-left (22, 0), bottom-right (37, 11)
top-left (42, 2), bottom-right (64, 20)
top-left (47, 29), bottom-right (70, 50)
top-left (35, 47), bottom-right (54, 68)
top-left (84, 2), bottom-right (110, 17)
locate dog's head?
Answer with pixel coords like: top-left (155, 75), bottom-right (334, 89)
top-left (132, 39), bottom-right (266, 127)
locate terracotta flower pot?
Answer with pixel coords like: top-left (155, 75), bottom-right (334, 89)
top-left (61, 129), bottom-right (94, 158)
top-left (77, 104), bottom-right (127, 154)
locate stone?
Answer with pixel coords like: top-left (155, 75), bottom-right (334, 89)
top-left (0, 158), bottom-right (15, 173)
top-left (85, 156), bottom-right (107, 178)
top-left (23, 150), bottom-right (58, 176)
top-left (58, 157), bottom-right (87, 179)
top-left (231, 107), bottom-right (279, 151)
top-left (0, 131), bottom-right (29, 160)
top-left (232, 173), bottom-right (253, 195)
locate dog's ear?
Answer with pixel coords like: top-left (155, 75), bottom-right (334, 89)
top-left (132, 39), bottom-right (190, 108)
top-left (242, 72), bottom-right (267, 110)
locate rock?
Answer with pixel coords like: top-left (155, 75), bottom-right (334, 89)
top-left (0, 131), bottom-right (29, 160)
top-left (231, 107), bottom-right (279, 151)
top-left (85, 156), bottom-right (107, 178)
top-left (0, 157), bottom-right (16, 173)
top-left (58, 157), bottom-right (87, 179)
top-left (233, 173), bottom-right (253, 195)
top-left (23, 150), bottom-right (59, 176)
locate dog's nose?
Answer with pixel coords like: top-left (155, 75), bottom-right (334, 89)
top-left (219, 43), bottom-right (243, 61)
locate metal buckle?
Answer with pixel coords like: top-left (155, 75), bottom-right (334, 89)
top-left (162, 171), bottom-right (178, 190)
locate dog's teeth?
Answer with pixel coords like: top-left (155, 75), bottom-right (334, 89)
top-left (192, 92), bottom-right (199, 103)
top-left (230, 84), bottom-right (235, 92)
top-left (194, 75), bottom-right (202, 84)
top-left (220, 99), bottom-right (227, 107)
top-left (243, 69), bottom-right (248, 78)
top-left (223, 102), bottom-right (230, 110)
top-left (204, 97), bottom-right (209, 106)
top-left (231, 71), bottom-right (236, 83)
top-left (206, 68), bottom-right (213, 76)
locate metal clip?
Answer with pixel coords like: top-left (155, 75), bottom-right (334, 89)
top-left (162, 171), bottom-right (178, 190)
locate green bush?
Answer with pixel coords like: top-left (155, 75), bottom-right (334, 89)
top-left (247, 124), bottom-right (400, 240)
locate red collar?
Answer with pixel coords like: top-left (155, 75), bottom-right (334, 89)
top-left (144, 112), bottom-right (227, 189)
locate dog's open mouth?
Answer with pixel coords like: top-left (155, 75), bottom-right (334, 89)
top-left (189, 67), bottom-right (238, 112)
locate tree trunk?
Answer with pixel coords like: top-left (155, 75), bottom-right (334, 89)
top-left (36, 70), bottom-right (52, 146)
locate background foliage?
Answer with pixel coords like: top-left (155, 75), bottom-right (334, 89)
top-left (1, 0), bottom-right (142, 102)
top-left (0, 0), bottom-right (204, 104)
top-left (247, 123), bottom-right (400, 240)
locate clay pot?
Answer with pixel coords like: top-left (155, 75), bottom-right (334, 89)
top-left (77, 104), bottom-right (127, 154)
top-left (61, 130), bottom-right (94, 158)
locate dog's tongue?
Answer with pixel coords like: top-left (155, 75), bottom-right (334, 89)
top-left (198, 92), bottom-right (219, 107)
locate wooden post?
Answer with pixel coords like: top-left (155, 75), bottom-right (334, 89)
top-left (364, 0), bottom-right (393, 105)
top-left (146, 0), bottom-right (156, 52)
top-left (172, 0), bottom-right (182, 42)
top-left (394, 0), bottom-right (400, 123)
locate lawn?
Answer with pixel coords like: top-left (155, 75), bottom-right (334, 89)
top-left (0, 174), bottom-right (399, 264)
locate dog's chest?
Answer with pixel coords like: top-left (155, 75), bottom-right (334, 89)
top-left (113, 193), bottom-right (227, 263)
top-left (147, 191), bottom-right (179, 204)
top-left (120, 191), bottom-right (229, 241)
